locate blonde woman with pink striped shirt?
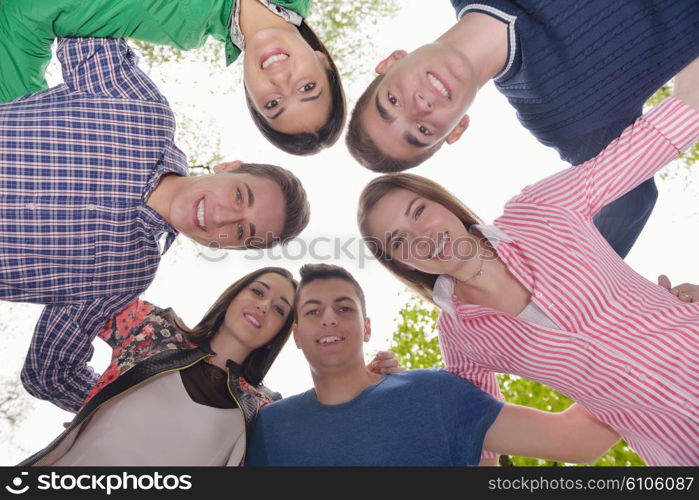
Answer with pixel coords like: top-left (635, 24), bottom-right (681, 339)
top-left (357, 60), bottom-right (699, 465)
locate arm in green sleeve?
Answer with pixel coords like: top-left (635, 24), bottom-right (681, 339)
top-left (0, 0), bottom-right (231, 102)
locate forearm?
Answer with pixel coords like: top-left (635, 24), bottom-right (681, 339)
top-left (22, 303), bottom-right (107, 412)
top-left (21, 360), bottom-right (98, 413)
top-left (484, 403), bottom-right (620, 463)
top-left (674, 57), bottom-right (699, 112)
top-left (0, 0), bottom-right (224, 102)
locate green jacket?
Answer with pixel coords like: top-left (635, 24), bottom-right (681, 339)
top-left (0, 0), bottom-right (310, 102)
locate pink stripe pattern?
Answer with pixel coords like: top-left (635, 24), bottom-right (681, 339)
top-left (435, 98), bottom-right (699, 465)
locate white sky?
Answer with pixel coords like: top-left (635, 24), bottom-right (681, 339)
top-left (2, 2), bottom-right (697, 464)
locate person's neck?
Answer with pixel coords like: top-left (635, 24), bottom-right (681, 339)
top-left (145, 173), bottom-right (184, 226)
top-left (451, 238), bottom-right (518, 301)
top-left (437, 11), bottom-right (509, 87)
top-left (239, 0), bottom-right (295, 38)
top-left (207, 329), bottom-right (251, 371)
top-left (311, 363), bottom-right (383, 405)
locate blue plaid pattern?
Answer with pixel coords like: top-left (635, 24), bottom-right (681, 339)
top-left (0, 38), bottom-right (189, 412)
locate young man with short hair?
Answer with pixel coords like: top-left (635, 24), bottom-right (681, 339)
top-left (347, 0), bottom-right (699, 259)
top-left (245, 264), bottom-right (618, 466)
top-left (0, 37), bottom-right (310, 412)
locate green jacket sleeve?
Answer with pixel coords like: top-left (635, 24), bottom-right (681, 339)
top-left (0, 0), bottom-right (311, 102)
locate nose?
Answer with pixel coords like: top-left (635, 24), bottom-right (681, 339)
top-left (213, 202), bottom-right (243, 228)
top-left (269, 70), bottom-right (292, 91)
top-left (256, 300), bottom-right (269, 316)
top-left (321, 308), bottom-right (337, 327)
top-left (413, 91), bottom-right (433, 113)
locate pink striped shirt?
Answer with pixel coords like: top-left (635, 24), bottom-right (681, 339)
top-left (433, 98), bottom-right (699, 466)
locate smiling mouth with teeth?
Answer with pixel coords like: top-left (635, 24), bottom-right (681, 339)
top-left (427, 72), bottom-right (451, 99)
top-left (261, 52), bottom-right (289, 69)
top-left (244, 313), bottom-right (261, 328)
top-left (317, 336), bottom-right (344, 345)
top-left (431, 233), bottom-right (449, 259)
top-left (196, 199), bottom-right (206, 231)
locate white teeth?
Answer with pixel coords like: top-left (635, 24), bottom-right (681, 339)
top-left (197, 200), bottom-right (206, 230)
top-left (245, 313), bottom-right (261, 328)
top-left (261, 53), bottom-right (289, 69)
top-left (431, 236), bottom-right (448, 259)
top-left (318, 336), bottom-right (342, 345)
top-left (427, 73), bottom-right (450, 98)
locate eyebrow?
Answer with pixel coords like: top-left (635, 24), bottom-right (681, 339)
top-left (384, 196), bottom-right (420, 249)
top-left (375, 93), bottom-right (395, 124)
top-left (246, 183), bottom-right (255, 208)
top-left (245, 182), bottom-right (256, 240)
top-left (403, 132), bottom-right (429, 148)
top-left (255, 280), bottom-right (292, 307)
top-left (300, 296), bottom-right (356, 309)
top-left (268, 108), bottom-right (286, 120)
top-left (266, 90), bottom-right (323, 120)
top-left (254, 280), bottom-right (270, 290)
top-left (300, 90), bottom-right (322, 103)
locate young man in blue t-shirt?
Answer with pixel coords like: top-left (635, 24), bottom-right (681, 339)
top-left (346, 0), bottom-right (699, 259)
top-left (245, 263), bottom-right (619, 466)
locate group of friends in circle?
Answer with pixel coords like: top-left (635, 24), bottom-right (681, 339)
top-left (0, 0), bottom-right (697, 466)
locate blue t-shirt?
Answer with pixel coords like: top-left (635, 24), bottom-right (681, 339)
top-left (450, 0), bottom-right (699, 165)
top-left (245, 369), bottom-right (503, 466)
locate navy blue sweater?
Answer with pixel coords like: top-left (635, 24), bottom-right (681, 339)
top-left (451, 0), bottom-right (699, 164)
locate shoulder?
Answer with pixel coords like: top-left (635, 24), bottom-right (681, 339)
top-left (383, 368), bottom-right (454, 389)
top-left (259, 388), bottom-right (313, 416)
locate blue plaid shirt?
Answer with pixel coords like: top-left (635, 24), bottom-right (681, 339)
top-left (0, 38), bottom-right (189, 412)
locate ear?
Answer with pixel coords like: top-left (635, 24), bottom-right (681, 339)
top-left (212, 160), bottom-right (243, 174)
top-left (314, 50), bottom-right (331, 70)
top-left (445, 115), bottom-right (470, 145)
top-left (292, 323), bottom-right (301, 349)
top-left (363, 317), bottom-right (372, 343)
top-left (375, 49), bottom-right (408, 75)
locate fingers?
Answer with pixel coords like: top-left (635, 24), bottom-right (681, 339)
top-left (367, 350), bottom-right (406, 374)
top-left (657, 274), bottom-right (672, 290)
top-left (373, 350), bottom-right (395, 360)
top-left (672, 283), bottom-right (699, 302)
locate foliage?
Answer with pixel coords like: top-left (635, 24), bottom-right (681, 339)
top-left (306, 0), bottom-right (399, 83)
top-left (390, 293), bottom-right (644, 466)
top-left (131, 0), bottom-right (398, 85)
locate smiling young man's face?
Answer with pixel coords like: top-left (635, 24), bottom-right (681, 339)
top-left (166, 163), bottom-right (285, 250)
top-left (361, 44), bottom-right (478, 162)
top-left (293, 277), bottom-right (370, 373)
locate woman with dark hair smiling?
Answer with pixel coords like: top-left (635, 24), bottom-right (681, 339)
top-left (0, 0), bottom-right (346, 155)
top-left (357, 61), bottom-right (699, 466)
top-left (19, 267), bottom-right (397, 466)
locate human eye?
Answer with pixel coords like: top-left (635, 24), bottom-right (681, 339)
top-left (264, 98), bottom-right (281, 110)
top-left (414, 205), bottom-right (425, 219)
top-left (273, 305), bottom-right (286, 316)
top-left (338, 306), bottom-right (353, 313)
top-left (298, 82), bottom-right (316, 93)
top-left (387, 92), bottom-right (398, 106)
top-left (391, 235), bottom-right (406, 250)
top-left (417, 123), bottom-right (432, 136)
top-left (305, 309), bottom-right (319, 316)
top-left (235, 188), bottom-right (243, 204)
top-left (251, 287), bottom-right (264, 297)
top-left (237, 224), bottom-right (244, 240)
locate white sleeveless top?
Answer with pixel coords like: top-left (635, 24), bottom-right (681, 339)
top-left (54, 372), bottom-right (246, 466)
